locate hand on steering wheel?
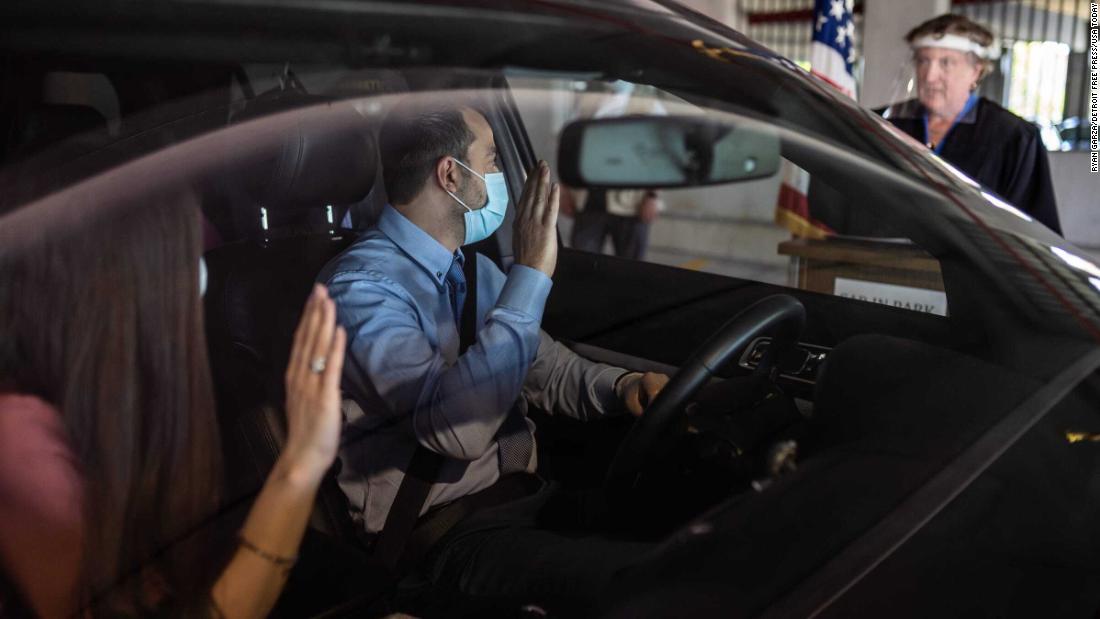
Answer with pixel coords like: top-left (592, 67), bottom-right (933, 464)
top-left (605, 294), bottom-right (806, 493)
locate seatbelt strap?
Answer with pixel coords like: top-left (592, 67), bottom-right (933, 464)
top-left (759, 348), bottom-right (1100, 619)
top-left (371, 249), bottom-right (479, 573)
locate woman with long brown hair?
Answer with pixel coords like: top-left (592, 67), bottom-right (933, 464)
top-left (0, 189), bottom-right (346, 618)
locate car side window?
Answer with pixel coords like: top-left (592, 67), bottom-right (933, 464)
top-left (506, 75), bottom-right (951, 319)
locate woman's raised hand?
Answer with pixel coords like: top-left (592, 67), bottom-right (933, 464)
top-left (281, 284), bottom-right (347, 484)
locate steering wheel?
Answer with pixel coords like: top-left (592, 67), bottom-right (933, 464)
top-left (605, 294), bottom-right (806, 492)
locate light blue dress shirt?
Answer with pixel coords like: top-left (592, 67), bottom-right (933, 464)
top-left (318, 205), bottom-right (626, 532)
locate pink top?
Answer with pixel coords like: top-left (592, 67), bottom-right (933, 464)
top-left (0, 393), bottom-right (84, 619)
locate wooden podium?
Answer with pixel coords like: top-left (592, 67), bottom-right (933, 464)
top-left (778, 237), bottom-right (947, 315)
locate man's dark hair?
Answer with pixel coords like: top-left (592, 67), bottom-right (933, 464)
top-left (379, 100), bottom-right (476, 205)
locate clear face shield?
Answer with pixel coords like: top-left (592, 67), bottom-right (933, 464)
top-left (881, 34), bottom-right (997, 121)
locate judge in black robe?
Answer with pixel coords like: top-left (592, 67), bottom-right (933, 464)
top-left (880, 96), bottom-right (1061, 234)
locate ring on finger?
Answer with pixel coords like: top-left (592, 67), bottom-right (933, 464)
top-left (309, 356), bottom-right (327, 374)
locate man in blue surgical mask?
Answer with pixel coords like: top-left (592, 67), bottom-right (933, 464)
top-left (317, 100), bottom-right (667, 614)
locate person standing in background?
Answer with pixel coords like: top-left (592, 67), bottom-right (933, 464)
top-left (880, 14), bottom-right (1061, 233)
top-left (561, 80), bottom-right (667, 260)
top-left (562, 187), bottom-right (662, 261)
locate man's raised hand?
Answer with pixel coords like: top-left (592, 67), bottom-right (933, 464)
top-left (513, 160), bottom-right (560, 277)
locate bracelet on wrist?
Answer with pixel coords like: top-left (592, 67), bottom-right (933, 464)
top-left (237, 533), bottom-right (298, 569)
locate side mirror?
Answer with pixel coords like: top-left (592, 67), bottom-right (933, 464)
top-left (558, 115), bottom-right (781, 189)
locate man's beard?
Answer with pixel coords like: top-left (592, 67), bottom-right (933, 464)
top-left (451, 175), bottom-right (484, 243)
top-left (458, 173), bottom-right (486, 211)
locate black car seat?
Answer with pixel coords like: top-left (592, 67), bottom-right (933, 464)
top-left (16, 103), bottom-right (110, 156)
top-left (0, 103), bottom-right (113, 211)
top-left (202, 97), bottom-right (376, 543)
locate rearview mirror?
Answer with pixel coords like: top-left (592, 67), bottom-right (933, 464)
top-left (558, 115), bottom-right (781, 189)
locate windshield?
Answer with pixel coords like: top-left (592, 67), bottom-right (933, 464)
top-left (2, 1), bottom-right (1098, 341)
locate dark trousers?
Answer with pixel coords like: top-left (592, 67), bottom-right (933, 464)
top-left (413, 481), bottom-right (653, 617)
top-left (571, 209), bottom-right (651, 261)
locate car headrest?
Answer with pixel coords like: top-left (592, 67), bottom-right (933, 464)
top-left (204, 232), bottom-right (358, 380)
top-left (18, 103), bottom-right (108, 150)
top-left (229, 95), bottom-right (377, 213)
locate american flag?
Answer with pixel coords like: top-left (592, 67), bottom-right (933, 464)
top-left (810, 0), bottom-right (857, 97)
top-left (775, 0), bottom-right (856, 238)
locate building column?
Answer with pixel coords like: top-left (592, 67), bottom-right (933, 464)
top-left (860, 0), bottom-right (951, 109)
